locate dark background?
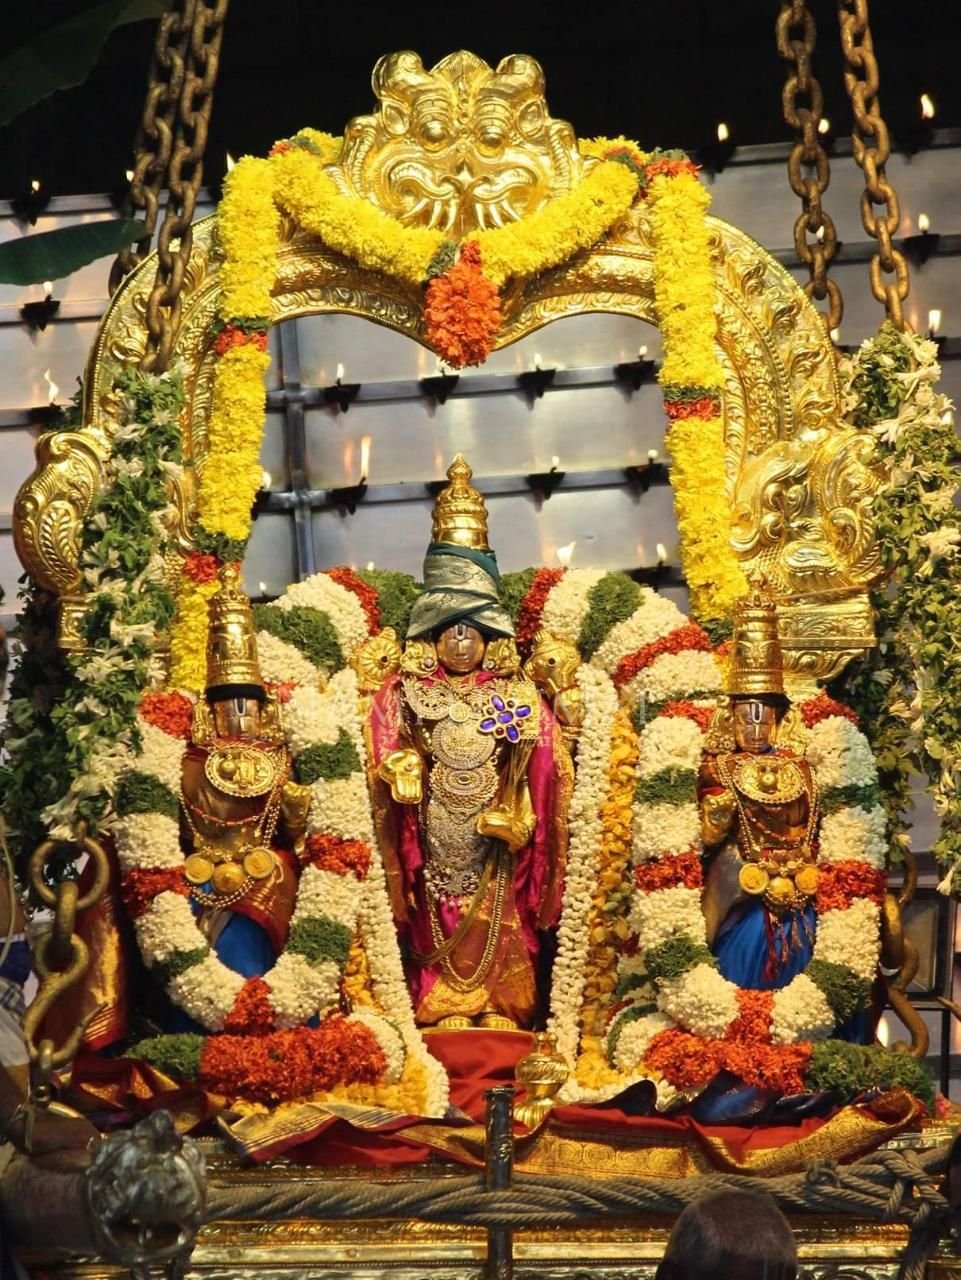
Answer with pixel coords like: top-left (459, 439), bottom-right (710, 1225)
top-left (1, 0), bottom-right (957, 199)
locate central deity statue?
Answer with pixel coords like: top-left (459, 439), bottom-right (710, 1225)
top-left (369, 458), bottom-right (572, 1029)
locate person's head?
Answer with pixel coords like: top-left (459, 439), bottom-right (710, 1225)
top-left (208, 687), bottom-right (264, 739)
top-left (655, 1189), bottom-right (797, 1280)
top-left (731, 695), bottom-right (788, 754)
top-left (434, 621), bottom-right (487, 674)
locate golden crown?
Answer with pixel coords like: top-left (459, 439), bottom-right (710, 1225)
top-left (726, 586), bottom-right (785, 698)
top-left (206, 564), bottom-right (264, 695)
top-left (431, 455), bottom-right (490, 550)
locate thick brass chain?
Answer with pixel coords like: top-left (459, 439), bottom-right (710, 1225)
top-left (141, 0), bottom-right (231, 372)
top-left (108, 2), bottom-right (196, 295)
top-left (776, 1), bottom-right (842, 334)
top-left (837, 0), bottom-right (911, 329)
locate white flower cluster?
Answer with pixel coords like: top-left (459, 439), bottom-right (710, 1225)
top-left (256, 629), bottom-right (324, 689)
top-left (276, 571), bottom-right (371, 659)
top-left (610, 1010), bottom-right (676, 1074)
top-left (591, 590), bottom-right (684, 673)
top-left (636, 715), bottom-right (703, 775)
top-left (348, 1008), bottom-right (407, 1084)
top-left (292, 865), bottom-right (361, 929)
top-left (42, 736), bottom-right (139, 839)
top-left (540, 568), bottom-right (606, 644)
top-left (770, 973), bottom-right (835, 1045)
top-left (136, 717), bottom-right (188, 794)
top-left (266, 953), bottom-right (340, 1029)
top-left (547, 664), bottom-right (620, 1065)
top-left (659, 963), bottom-right (739, 1039)
top-left (818, 805), bottom-right (888, 869)
top-left (628, 885), bottom-right (704, 950)
top-left (622, 649), bottom-right (721, 712)
top-left (814, 899), bottom-right (881, 981)
top-left (168, 954), bottom-right (245, 1033)
top-left (114, 811), bottom-right (183, 872)
top-left (632, 801), bottom-right (701, 861)
top-left (308, 774), bottom-right (374, 842)
top-left (805, 715), bottom-right (878, 790)
top-left (135, 891), bottom-right (207, 962)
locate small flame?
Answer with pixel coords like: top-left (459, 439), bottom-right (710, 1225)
top-left (818, 117), bottom-right (831, 135)
top-left (533, 352), bottom-right (543, 370)
top-left (656, 542), bottom-right (668, 564)
top-left (125, 168), bottom-right (134, 183)
top-left (30, 178), bottom-right (40, 194)
top-left (366, 560), bottom-right (376, 572)
top-left (43, 368), bottom-right (59, 404)
top-left (42, 280), bottom-right (53, 297)
top-left (261, 469), bottom-right (272, 490)
top-left (258, 581), bottom-right (268, 594)
top-left (647, 447), bottom-right (659, 462)
top-left (556, 541), bottom-right (576, 567)
top-left (876, 1014), bottom-right (892, 1048)
top-left (359, 435), bottom-right (372, 481)
top-left (716, 121), bottom-right (730, 144)
top-left (550, 455), bottom-right (560, 470)
top-left (920, 92), bottom-right (935, 121)
top-left (918, 212), bottom-right (931, 233)
top-left (226, 151), bottom-right (237, 172)
top-left (829, 326), bottom-right (841, 345)
top-left (638, 344), bottom-right (648, 360)
top-left (335, 362), bottom-right (345, 383)
top-left (928, 309), bottom-right (942, 336)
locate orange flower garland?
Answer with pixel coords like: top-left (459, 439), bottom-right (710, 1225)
top-left (139, 691), bottom-right (195, 740)
top-left (326, 567), bottom-right (382, 633)
top-left (633, 849), bottom-right (702, 893)
top-left (817, 861), bottom-right (887, 913)
top-left (516, 568), bottom-right (566, 655)
top-left (424, 241), bottom-right (502, 369)
top-left (305, 833), bottom-right (372, 879)
top-left (611, 622), bottom-right (713, 689)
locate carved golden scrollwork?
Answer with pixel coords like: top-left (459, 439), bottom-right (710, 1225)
top-left (328, 51), bottom-right (586, 236)
top-left (13, 48), bottom-right (875, 688)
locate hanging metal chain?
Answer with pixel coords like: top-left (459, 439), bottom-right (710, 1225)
top-left (108, 2), bottom-right (196, 295)
top-left (141, 0), bottom-right (231, 373)
top-left (776, 1), bottom-right (843, 334)
top-left (837, 0), bottom-right (911, 330)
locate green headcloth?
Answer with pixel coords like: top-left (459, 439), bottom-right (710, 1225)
top-left (405, 456), bottom-right (515, 641)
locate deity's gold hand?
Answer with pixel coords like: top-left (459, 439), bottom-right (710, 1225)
top-left (378, 748), bottom-right (424, 805)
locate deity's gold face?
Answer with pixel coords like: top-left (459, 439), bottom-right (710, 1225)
top-left (435, 622), bottom-right (486, 674)
top-left (732, 698), bottom-right (780, 754)
top-left (212, 696), bottom-right (262, 740)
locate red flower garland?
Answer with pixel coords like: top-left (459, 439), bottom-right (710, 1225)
top-left (658, 700), bottom-right (715, 732)
top-left (612, 622), bottom-right (714, 690)
top-left (646, 1026), bottom-right (812, 1096)
top-left (121, 868), bottom-right (191, 919)
top-left (213, 325), bottom-right (269, 357)
top-left (801, 691), bottom-right (861, 729)
top-left (224, 976), bottom-right (276, 1036)
top-left (727, 989), bottom-right (774, 1044)
top-left (646, 1029), bottom-right (720, 1089)
top-left (265, 680), bottom-right (295, 704)
top-left (139, 690), bottom-right (195, 740)
top-left (182, 551), bottom-right (221, 584)
top-left (664, 396), bottom-right (720, 421)
top-left (634, 849), bottom-right (703, 892)
top-left (424, 241), bottom-right (502, 369)
top-left (326, 566), bottom-right (381, 634)
top-left (198, 1016), bottom-right (387, 1105)
top-left (305, 833), bottom-right (371, 880)
top-left (817, 861), bottom-right (887, 913)
top-left (516, 567), bottom-right (566, 656)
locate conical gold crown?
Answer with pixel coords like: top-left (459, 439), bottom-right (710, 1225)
top-left (727, 586), bottom-right (785, 698)
top-left (431, 455), bottom-right (490, 550)
top-left (206, 564), bottom-right (264, 693)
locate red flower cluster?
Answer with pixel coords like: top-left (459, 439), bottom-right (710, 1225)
top-left (646, 1029), bottom-right (720, 1089)
top-left (637, 156), bottom-right (699, 197)
top-left (727, 988), bottom-right (774, 1043)
top-left (305, 833), bottom-right (371, 880)
top-left (326, 566), bottom-right (381, 634)
top-left (121, 868), bottom-right (190, 919)
top-left (198, 1016), bottom-right (387, 1105)
top-left (424, 241), bottom-right (502, 369)
top-left (139, 690), bottom-right (195, 740)
top-left (213, 325), bottom-right (269, 357)
top-left (801, 691), bottom-right (860, 729)
top-left (658, 700), bottom-right (715, 732)
top-left (634, 848), bottom-right (703, 893)
top-left (516, 567), bottom-right (566, 656)
top-left (268, 141), bottom-right (291, 157)
top-left (817, 860), bottom-right (887, 913)
top-left (612, 622), bottom-right (713, 690)
top-left (182, 550), bottom-right (221, 584)
top-left (265, 680), bottom-right (295, 704)
top-left (224, 976), bottom-right (275, 1035)
top-left (664, 395), bottom-right (720, 421)
top-left (647, 1025), bottom-right (812, 1096)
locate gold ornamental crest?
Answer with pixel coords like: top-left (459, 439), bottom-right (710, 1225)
top-left (327, 50), bottom-right (586, 236)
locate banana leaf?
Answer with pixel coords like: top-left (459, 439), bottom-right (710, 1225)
top-left (0, 218), bottom-right (147, 285)
top-left (0, 0), bottom-right (169, 128)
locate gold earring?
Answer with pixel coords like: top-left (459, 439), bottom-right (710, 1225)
top-left (400, 638), bottom-right (438, 677)
top-left (703, 699), bottom-right (736, 753)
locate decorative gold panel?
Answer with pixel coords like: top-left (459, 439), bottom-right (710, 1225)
top-left (13, 49), bottom-right (874, 684)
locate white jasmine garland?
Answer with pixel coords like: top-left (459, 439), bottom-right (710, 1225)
top-left (285, 683), bottom-right (341, 755)
top-left (256, 629), bottom-right (324, 688)
top-left (621, 649), bottom-right (721, 711)
top-left (770, 974), bottom-right (836, 1045)
top-left (813, 900), bottom-right (881, 981)
top-left (266, 952), bottom-right (340, 1029)
top-left (167, 954), bottom-right (245, 1032)
top-left (547, 664), bottom-right (619, 1065)
top-left (292, 865), bottom-right (361, 931)
top-left (818, 805), bottom-right (888, 869)
top-left (629, 886), bottom-right (705, 950)
top-left (592, 590), bottom-right (684, 673)
top-left (114, 811), bottom-right (184, 871)
top-left (348, 1008), bottom-right (406, 1084)
top-left (540, 569), bottom-right (606, 645)
top-left (659, 964), bottom-right (739, 1039)
top-left (636, 715), bottom-right (704, 776)
top-left (632, 800), bottom-right (701, 861)
top-left (136, 717), bottom-right (188, 794)
top-left (309, 773), bottom-right (375, 841)
top-left (805, 716), bottom-right (878, 791)
top-left (276, 572), bottom-right (371, 659)
top-left (610, 1010), bottom-right (676, 1074)
top-left (135, 892), bottom-right (208, 961)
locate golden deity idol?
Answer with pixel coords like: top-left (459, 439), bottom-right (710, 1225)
top-left (699, 589), bottom-right (819, 978)
top-left (366, 458), bottom-right (573, 1029)
top-left (182, 566), bottom-right (310, 949)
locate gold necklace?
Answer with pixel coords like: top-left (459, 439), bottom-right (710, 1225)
top-left (180, 777), bottom-right (283, 901)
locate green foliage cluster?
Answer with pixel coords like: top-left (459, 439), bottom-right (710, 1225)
top-left (287, 917), bottom-right (353, 968)
top-left (806, 959), bottom-right (872, 1025)
top-left (805, 1040), bottom-right (935, 1111)
top-left (831, 324), bottom-right (961, 879)
top-left (578, 573), bottom-right (642, 661)
top-left (153, 945), bottom-right (210, 986)
top-left (252, 603), bottom-right (344, 674)
top-left (127, 1033), bottom-right (205, 1082)
top-left (0, 366), bottom-right (185, 877)
top-left (115, 771), bottom-right (179, 821)
top-left (634, 767), bottom-right (697, 806)
top-left (643, 935), bottom-right (716, 983)
top-left (356, 568), bottom-right (420, 637)
top-left (294, 729), bottom-right (361, 784)
top-left (498, 569), bottom-right (536, 626)
top-left (819, 782), bottom-right (882, 817)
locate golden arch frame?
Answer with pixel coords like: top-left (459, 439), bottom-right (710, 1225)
top-left (15, 200), bottom-right (881, 689)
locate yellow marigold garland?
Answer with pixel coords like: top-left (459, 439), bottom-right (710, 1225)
top-left (168, 575), bottom-right (218, 692)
